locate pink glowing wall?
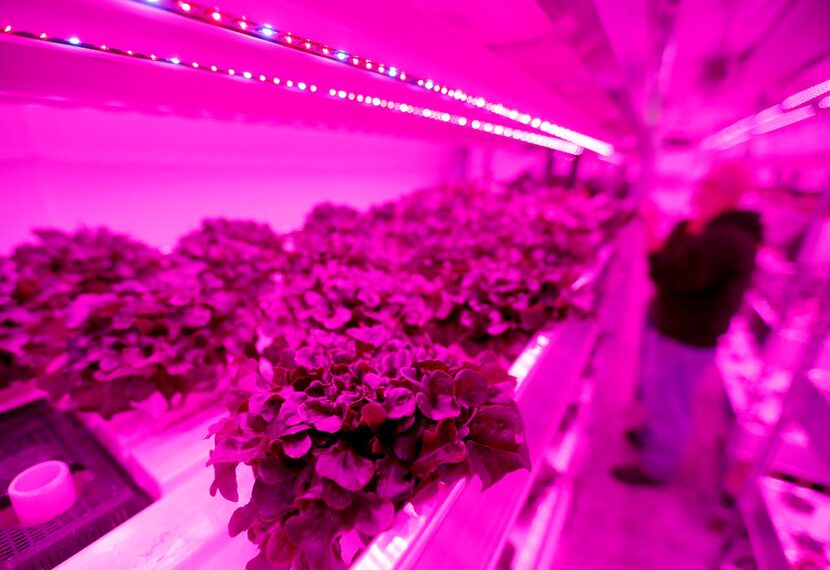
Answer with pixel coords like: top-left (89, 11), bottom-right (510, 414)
top-left (0, 102), bottom-right (470, 250)
top-left (0, 100), bottom-right (558, 252)
top-left (0, 0), bottom-right (590, 252)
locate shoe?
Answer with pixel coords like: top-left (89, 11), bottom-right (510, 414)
top-left (611, 465), bottom-right (663, 486)
top-left (624, 428), bottom-right (646, 450)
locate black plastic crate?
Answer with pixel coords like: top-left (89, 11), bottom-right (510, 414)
top-left (0, 399), bottom-right (152, 569)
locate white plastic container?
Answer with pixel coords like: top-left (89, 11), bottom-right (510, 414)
top-left (9, 460), bottom-right (77, 526)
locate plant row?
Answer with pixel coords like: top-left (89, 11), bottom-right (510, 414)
top-left (0, 184), bottom-right (629, 569)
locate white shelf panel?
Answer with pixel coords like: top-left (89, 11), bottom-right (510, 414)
top-left (58, 466), bottom-right (259, 570)
top-left (745, 477), bottom-right (830, 570)
top-left (801, 369), bottom-right (830, 471)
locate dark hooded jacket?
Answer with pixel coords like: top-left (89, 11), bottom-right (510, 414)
top-left (648, 210), bottom-right (763, 347)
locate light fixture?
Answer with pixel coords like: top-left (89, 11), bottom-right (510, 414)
top-left (753, 106), bottom-right (816, 135)
top-left (702, 78), bottom-right (829, 149)
top-left (782, 78), bottom-right (830, 109)
top-left (133, 0), bottom-right (611, 155)
top-left (1, 24), bottom-right (583, 155)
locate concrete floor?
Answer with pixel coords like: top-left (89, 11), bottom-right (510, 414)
top-left (550, 229), bottom-right (730, 570)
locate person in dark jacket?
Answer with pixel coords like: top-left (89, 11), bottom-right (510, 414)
top-left (613, 162), bottom-right (763, 485)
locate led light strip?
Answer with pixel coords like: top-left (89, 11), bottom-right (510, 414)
top-left (701, 77), bottom-right (830, 150)
top-left (782, 78), bottom-right (830, 110)
top-left (133, 0), bottom-right (612, 156)
top-left (753, 106), bottom-right (815, 135)
top-left (702, 106), bottom-right (817, 150)
top-left (0, 25), bottom-right (582, 154)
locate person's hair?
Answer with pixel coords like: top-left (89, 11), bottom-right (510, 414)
top-left (707, 161), bottom-right (754, 205)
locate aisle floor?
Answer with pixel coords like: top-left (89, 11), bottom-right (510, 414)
top-left (550, 233), bottom-right (730, 570)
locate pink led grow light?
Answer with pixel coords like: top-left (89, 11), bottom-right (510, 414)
top-left (0, 25), bottom-right (582, 154)
top-left (753, 106), bottom-right (816, 135)
top-left (130, 0), bottom-right (613, 156)
top-left (702, 77), bottom-right (830, 150)
top-left (781, 78), bottom-right (830, 110)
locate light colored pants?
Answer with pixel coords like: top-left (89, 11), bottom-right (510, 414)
top-left (640, 326), bottom-right (715, 481)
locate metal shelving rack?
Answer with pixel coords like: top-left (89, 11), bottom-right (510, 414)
top-left (733, 273), bottom-right (830, 570)
top-left (720, 178), bottom-right (830, 570)
top-left (718, 319), bottom-right (830, 489)
top-left (800, 368), bottom-right (830, 472)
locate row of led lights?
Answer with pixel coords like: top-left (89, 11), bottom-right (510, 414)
top-left (2, 26), bottom-right (318, 89)
top-left (702, 79), bottom-right (830, 150)
top-left (136, 0), bottom-right (611, 155)
top-left (0, 25), bottom-right (581, 155)
top-left (328, 88), bottom-right (582, 153)
top-left (702, 102), bottom-right (826, 150)
top-left (484, 102), bottom-right (612, 155)
top-left (146, 0), bottom-right (410, 77)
